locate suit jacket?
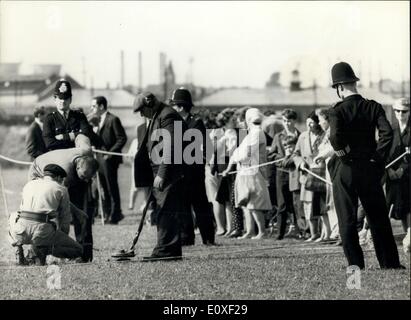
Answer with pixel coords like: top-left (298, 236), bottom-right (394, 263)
top-left (185, 113), bottom-right (209, 176)
top-left (29, 147), bottom-right (91, 188)
top-left (43, 109), bottom-right (93, 151)
top-left (268, 129), bottom-right (300, 186)
top-left (97, 112), bottom-right (127, 164)
top-left (25, 121), bottom-right (47, 160)
top-left (134, 103), bottom-right (188, 208)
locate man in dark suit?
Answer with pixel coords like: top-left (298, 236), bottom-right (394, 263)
top-left (169, 88), bottom-right (215, 246)
top-left (133, 91), bottom-right (188, 262)
top-left (328, 61), bottom-right (402, 269)
top-left (91, 96), bottom-right (127, 224)
top-left (25, 106), bottom-right (47, 160)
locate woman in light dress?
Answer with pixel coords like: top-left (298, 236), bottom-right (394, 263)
top-left (222, 108), bottom-right (272, 239)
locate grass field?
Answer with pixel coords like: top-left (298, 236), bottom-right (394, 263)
top-left (0, 165), bottom-right (410, 300)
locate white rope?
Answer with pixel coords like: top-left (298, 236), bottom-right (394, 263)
top-left (302, 167), bottom-right (332, 186)
top-left (218, 157), bottom-right (285, 176)
top-left (92, 148), bottom-right (132, 157)
top-left (0, 154), bottom-right (32, 166)
top-left (385, 148), bottom-right (410, 169)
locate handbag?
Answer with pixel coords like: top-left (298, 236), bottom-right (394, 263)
top-left (304, 167), bottom-right (326, 193)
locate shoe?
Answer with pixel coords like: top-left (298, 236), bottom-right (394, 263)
top-left (276, 235), bottom-right (284, 240)
top-left (216, 230), bottom-right (226, 236)
top-left (109, 213), bottom-right (125, 224)
top-left (204, 240), bottom-right (217, 246)
top-left (335, 239), bottom-right (343, 246)
top-left (181, 240), bottom-right (195, 246)
top-left (227, 230), bottom-right (242, 238)
top-left (251, 233), bottom-right (267, 240)
top-left (142, 255), bottom-right (183, 262)
top-left (223, 230), bottom-right (234, 238)
top-left (238, 233), bottom-right (253, 239)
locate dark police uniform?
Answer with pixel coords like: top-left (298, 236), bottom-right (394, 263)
top-left (43, 109), bottom-right (92, 151)
top-left (328, 94), bottom-right (401, 269)
top-left (180, 113), bottom-right (215, 245)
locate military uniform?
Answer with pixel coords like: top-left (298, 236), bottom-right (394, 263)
top-left (328, 94), bottom-right (401, 269)
top-left (9, 168), bottom-right (83, 265)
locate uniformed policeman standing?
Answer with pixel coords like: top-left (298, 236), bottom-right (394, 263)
top-left (327, 62), bottom-right (403, 269)
top-left (169, 88), bottom-right (216, 246)
top-left (43, 79), bottom-right (94, 150)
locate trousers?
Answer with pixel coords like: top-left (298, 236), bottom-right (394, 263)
top-left (330, 158), bottom-right (401, 269)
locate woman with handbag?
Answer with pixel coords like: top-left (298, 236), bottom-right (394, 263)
top-left (222, 108), bottom-right (272, 240)
top-left (293, 111), bottom-right (327, 242)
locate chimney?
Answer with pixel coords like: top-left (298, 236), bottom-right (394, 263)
top-left (120, 50), bottom-right (125, 89)
top-left (160, 52), bottom-right (166, 85)
top-left (290, 69), bottom-right (301, 91)
top-left (138, 51), bottom-right (142, 92)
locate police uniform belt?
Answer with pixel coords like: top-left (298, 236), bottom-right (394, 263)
top-left (17, 211), bottom-right (56, 223)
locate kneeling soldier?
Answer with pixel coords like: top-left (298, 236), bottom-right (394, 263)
top-left (8, 164), bottom-right (84, 266)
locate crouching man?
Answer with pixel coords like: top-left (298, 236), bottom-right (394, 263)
top-left (8, 164), bottom-right (85, 266)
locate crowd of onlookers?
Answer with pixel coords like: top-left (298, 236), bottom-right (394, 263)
top-left (127, 99), bottom-right (410, 250)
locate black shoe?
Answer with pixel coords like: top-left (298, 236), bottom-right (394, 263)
top-left (227, 230), bottom-right (242, 238)
top-left (203, 240), bottom-right (217, 246)
top-left (109, 213), bottom-right (124, 224)
top-left (142, 255), bottom-right (183, 262)
top-left (276, 235), bottom-right (284, 240)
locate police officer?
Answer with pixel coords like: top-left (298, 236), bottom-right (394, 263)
top-left (43, 79), bottom-right (93, 151)
top-left (9, 164), bottom-right (84, 266)
top-left (327, 62), bottom-right (403, 269)
top-left (169, 88), bottom-right (216, 246)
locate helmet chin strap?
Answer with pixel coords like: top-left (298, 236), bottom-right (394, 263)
top-left (336, 84), bottom-right (343, 99)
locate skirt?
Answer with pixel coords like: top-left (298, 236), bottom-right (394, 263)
top-left (234, 172), bottom-right (272, 210)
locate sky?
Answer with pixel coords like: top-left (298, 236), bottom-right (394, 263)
top-left (0, 1), bottom-right (409, 89)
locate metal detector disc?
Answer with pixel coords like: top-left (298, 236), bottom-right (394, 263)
top-left (111, 249), bottom-right (136, 259)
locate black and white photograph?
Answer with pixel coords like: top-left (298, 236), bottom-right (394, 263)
top-left (0, 0), bottom-right (409, 306)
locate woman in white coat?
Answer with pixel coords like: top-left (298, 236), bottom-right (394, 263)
top-left (222, 108), bottom-right (272, 239)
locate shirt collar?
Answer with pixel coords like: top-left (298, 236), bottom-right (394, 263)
top-left (99, 111), bottom-right (108, 128)
top-left (58, 109), bottom-right (70, 118)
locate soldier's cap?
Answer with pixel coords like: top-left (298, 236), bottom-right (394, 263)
top-left (133, 92), bottom-right (156, 113)
top-left (392, 98), bottom-right (410, 111)
top-left (43, 164), bottom-right (67, 178)
top-left (54, 79), bottom-right (72, 100)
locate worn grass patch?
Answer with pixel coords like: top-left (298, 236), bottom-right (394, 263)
top-left (0, 167), bottom-right (409, 300)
